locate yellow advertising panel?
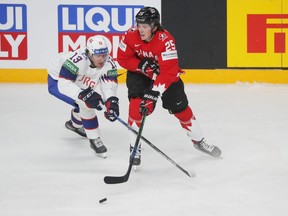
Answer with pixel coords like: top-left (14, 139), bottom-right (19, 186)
top-left (227, 0), bottom-right (288, 67)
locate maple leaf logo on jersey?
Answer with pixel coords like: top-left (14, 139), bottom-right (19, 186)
top-left (152, 83), bottom-right (166, 95)
top-left (159, 33), bottom-right (167, 41)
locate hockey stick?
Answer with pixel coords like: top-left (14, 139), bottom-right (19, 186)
top-left (113, 115), bottom-right (193, 178)
top-left (104, 108), bottom-right (148, 184)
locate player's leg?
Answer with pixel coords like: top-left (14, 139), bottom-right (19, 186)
top-left (126, 72), bottom-right (151, 165)
top-left (79, 107), bottom-right (107, 158)
top-left (128, 98), bottom-right (143, 165)
top-left (162, 79), bottom-right (221, 157)
top-left (64, 108), bottom-right (86, 137)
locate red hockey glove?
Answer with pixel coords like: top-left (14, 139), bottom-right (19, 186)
top-left (140, 89), bottom-right (160, 116)
top-left (104, 96), bottom-right (119, 122)
top-left (138, 58), bottom-right (160, 76)
top-left (78, 87), bottom-right (103, 110)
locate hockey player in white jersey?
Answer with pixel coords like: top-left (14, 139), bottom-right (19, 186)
top-left (47, 35), bottom-right (119, 158)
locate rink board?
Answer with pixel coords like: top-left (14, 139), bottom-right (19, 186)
top-left (0, 69), bottom-right (287, 84)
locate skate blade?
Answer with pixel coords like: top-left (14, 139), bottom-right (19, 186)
top-left (66, 127), bottom-right (87, 138)
top-left (96, 152), bottom-right (107, 159)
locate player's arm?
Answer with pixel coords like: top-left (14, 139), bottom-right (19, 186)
top-left (117, 30), bottom-right (141, 72)
top-left (152, 37), bottom-right (180, 95)
top-left (98, 57), bottom-right (118, 100)
top-left (118, 38), bottom-right (159, 78)
top-left (99, 58), bottom-right (119, 121)
top-left (57, 58), bottom-right (82, 100)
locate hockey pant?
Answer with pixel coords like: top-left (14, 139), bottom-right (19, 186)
top-left (78, 106), bottom-right (101, 139)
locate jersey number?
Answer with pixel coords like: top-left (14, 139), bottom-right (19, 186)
top-left (165, 40), bottom-right (175, 51)
top-left (70, 52), bottom-right (83, 63)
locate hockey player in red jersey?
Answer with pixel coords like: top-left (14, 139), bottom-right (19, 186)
top-left (117, 6), bottom-right (222, 166)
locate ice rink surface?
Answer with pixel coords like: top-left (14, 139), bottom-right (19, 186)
top-left (1, 83), bottom-right (288, 216)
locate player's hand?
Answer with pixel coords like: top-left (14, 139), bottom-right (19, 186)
top-left (138, 58), bottom-right (160, 76)
top-left (139, 89), bottom-right (160, 116)
top-left (104, 96), bottom-right (119, 122)
top-left (78, 87), bottom-right (103, 110)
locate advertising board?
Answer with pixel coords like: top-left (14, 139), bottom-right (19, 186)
top-left (0, 0), bottom-right (160, 69)
top-left (227, 0), bottom-right (288, 67)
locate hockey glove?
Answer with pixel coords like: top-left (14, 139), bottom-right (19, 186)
top-left (140, 89), bottom-right (160, 116)
top-left (104, 96), bottom-right (119, 122)
top-left (138, 58), bottom-right (160, 76)
top-left (78, 87), bottom-right (103, 110)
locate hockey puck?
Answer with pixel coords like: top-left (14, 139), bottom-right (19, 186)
top-left (99, 198), bottom-right (107, 203)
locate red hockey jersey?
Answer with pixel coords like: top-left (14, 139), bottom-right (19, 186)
top-left (117, 27), bottom-right (183, 94)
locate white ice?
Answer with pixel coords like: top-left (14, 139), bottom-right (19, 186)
top-left (1, 83), bottom-right (288, 216)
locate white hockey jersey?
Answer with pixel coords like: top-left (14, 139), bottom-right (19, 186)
top-left (47, 49), bottom-right (118, 102)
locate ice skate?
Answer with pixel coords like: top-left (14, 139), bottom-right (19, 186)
top-left (89, 138), bottom-right (107, 158)
top-left (130, 144), bottom-right (141, 166)
top-left (193, 139), bottom-right (221, 157)
top-left (65, 120), bottom-right (86, 137)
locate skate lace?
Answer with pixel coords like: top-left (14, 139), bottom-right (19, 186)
top-left (199, 140), bottom-right (214, 152)
top-left (135, 147), bottom-right (141, 157)
top-left (131, 145), bottom-right (141, 158)
top-left (94, 138), bottom-right (104, 148)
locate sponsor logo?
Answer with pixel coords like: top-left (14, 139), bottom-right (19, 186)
top-left (58, 5), bottom-right (143, 59)
top-left (63, 59), bottom-right (79, 74)
top-left (227, 0), bottom-right (288, 67)
top-left (0, 4), bottom-right (27, 60)
top-left (107, 68), bottom-right (117, 76)
top-left (247, 14), bottom-right (288, 53)
top-left (144, 94), bottom-right (158, 101)
top-left (161, 50), bottom-right (178, 61)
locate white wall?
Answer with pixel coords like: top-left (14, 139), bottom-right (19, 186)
top-left (0, 0), bottom-right (161, 69)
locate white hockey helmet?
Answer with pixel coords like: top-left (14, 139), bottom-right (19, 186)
top-left (86, 35), bottom-right (109, 55)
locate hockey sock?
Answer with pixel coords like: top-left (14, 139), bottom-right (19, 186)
top-left (71, 108), bottom-right (83, 128)
top-left (128, 98), bottom-right (143, 147)
top-left (128, 98), bottom-right (143, 127)
top-left (174, 106), bottom-right (204, 141)
top-left (80, 108), bottom-right (101, 139)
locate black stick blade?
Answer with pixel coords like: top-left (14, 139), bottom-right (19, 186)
top-left (104, 163), bottom-right (132, 184)
top-left (104, 110), bottom-right (147, 185)
top-left (104, 175), bottom-right (129, 184)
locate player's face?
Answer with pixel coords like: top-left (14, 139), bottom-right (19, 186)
top-left (137, 23), bottom-right (153, 42)
top-left (90, 54), bottom-right (107, 68)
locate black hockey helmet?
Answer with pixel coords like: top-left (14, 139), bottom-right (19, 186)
top-left (135, 6), bottom-right (160, 27)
